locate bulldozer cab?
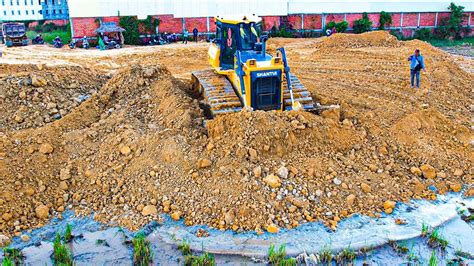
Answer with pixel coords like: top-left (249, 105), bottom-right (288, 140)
top-left (214, 16), bottom-right (262, 70)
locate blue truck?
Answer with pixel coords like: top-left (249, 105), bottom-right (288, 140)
top-left (1, 23), bottom-right (29, 47)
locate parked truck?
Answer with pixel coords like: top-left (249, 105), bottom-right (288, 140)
top-left (1, 23), bottom-right (28, 47)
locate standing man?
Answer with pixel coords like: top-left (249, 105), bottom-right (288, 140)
top-left (408, 49), bottom-right (426, 89)
top-left (193, 27), bottom-right (198, 43)
top-left (182, 29), bottom-right (189, 44)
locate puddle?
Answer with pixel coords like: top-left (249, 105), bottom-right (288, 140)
top-left (1, 192), bottom-right (473, 265)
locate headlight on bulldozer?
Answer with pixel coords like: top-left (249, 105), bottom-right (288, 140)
top-left (247, 59), bottom-right (257, 67)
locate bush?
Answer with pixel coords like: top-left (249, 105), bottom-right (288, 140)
top-left (414, 28), bottom-right (433, 40)
top-left (379, 11), bottom-right (392, 30)
top-left (353, 12), bottom-right (373, 34)
top-left (119, 16), bottom-right (140, 45)
top-left (390, 29), bottom-right (404, 40)
top-left (435, 3), bottom-right (467, 40)
top-left (326, 21), bottom-right (349, 33)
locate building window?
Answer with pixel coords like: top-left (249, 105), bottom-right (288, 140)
top-left (24, 0), bottom-right (26, 5)
top-left (39, 10), bottom-right (42, 14)
top-left (45, 10), bottom-right (48, 14)
top-left (1, 0), bottom-right (4, 6)
top-left (11, 10), bottom-right (14, 15)
top-left (16, 0), bottom-right (19, 5)
top-left (32, 9), bottom-right (34, 14)
top-left (53, 9), bottom-right (56, 14)
top-left (10, 0), bottom-right (12, 5)
top-left (17, 10), bottom-right (20, 15)
top-left (59, 9), bottom-right (62, 14)
top-left (31, 0), bottom-right (32, 4)
top-left (3, 11), bottom-right (6, 15)
top-left (26, 10), bottom-right (29, 15)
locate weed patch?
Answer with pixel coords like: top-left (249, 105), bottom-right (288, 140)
top-left (132, 233), bottom-right (153, 266)
top-left (53, 233), bottom-right (73, 265)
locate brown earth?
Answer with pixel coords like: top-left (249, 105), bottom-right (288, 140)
top-left (0, 31), bottom-right (472, 237)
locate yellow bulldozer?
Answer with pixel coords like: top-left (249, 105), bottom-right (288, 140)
top-left (192, 15), bottom-right (315, 116)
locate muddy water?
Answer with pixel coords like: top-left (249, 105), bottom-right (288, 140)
top-left (1, 192), bottom-right (473, 265)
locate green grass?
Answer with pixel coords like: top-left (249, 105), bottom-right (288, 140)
top-left (64, 224), bottom-right (73, 243)
top-left (337, 246), bottom-right (356, 264)
top-left (389, 240), bottom-right (409, 254)
top-left (429, 250), bottom-right (438, 266)
top-left (268, 244), bottom-right (287, 265)
top-left (319, 245), bottom-right (333, 264)
top-left (184, 252), bottom-right (216, 266)
top-left (1, 257), bottom-right (13, 266)
top-left (53, 233), bottom-right (73, 266)
top-left (26, 30), bottom-right (71, 44)
top-left (428, 228), bottom-right (449, 250)
top-left (421, 223), bottom-right (430, 236)
top-left (2, 248), bottom-right (23, 266)
top-left (425, 37), bottom-right (474, 47)
top-left (132, 233), bottom-right (153, 266)
top-left (178, 240), bottom-right (192, 256)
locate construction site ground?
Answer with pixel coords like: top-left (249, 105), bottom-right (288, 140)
top-left (0, 32), bottom-right (473, 240)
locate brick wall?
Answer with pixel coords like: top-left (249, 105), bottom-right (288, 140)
top-left (71, 11), bottom-right (473, 38)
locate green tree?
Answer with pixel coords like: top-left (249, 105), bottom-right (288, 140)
top-left (326, 21), bottom-right (349, 33)
top-left (119, 16), bottom-right (140, 45)
top-left (447, 2), bottom-right (466, 39)
top-left (353, 13), bottom-right (373, 33)
top-left (378, 11), bottom-right (392, 30)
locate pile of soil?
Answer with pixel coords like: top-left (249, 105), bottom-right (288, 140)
top-left (314, 31), bottom-right (400, 50)
top-left (0, 31), bottom-right (472, 238)
top-left (0, 64), bottom-right (107, 131)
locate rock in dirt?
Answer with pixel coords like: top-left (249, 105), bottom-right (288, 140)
top-left (171, 211), bottom-right (181, 221)
top-left (35, 205), bottom-right (49, 219)
top-left (0, 235), bottom-right (10, 247)
top-left (383, 200), bottom-right (396, 214)
top-left (39, 143), bottom-right (54, 154)
top-left (263, 174), bottom-right (282, 188)
top-left (21, 234), bottom-right (30, 242)
top-left (346, 194), bottom-right (356, 206)
top-left (266, 223), bottom-right (279, 233)
top-left (197, 158), bottom-right (212, 168)
top-left (277, 166), bottom-right (289, 179)
top-left (361, 183), bottom-right (371, 193)
top-left (453, 169), bottom-right (463, 177)
top-left (449, 183), bottom-right (462, 193)
top-left (420, 164), bottom-right (436, 179)
top-left (141, 205), bottom-right (157, 216)
top-left (2, 213), bottom-right (12, 222)
top-left (120, 145), bottom-right (132, 156)
top-left (410, 167), bottom-right (422, 176)
top-left (31, 75), bottom-right (47, 87)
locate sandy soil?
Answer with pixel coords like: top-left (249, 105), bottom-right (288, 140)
top-left (0, 32), bottom-right (472, 239)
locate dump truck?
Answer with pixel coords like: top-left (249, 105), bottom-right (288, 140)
top-left (192, 15), bottom-right (315, 117)
top-left (1, 22), bottom-right (28, 47)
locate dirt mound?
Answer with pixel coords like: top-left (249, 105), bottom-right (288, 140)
top-left (315, 31), bottom-right (400, 50)
top-left (0, 64), bottom-right (107, 131)
top-left (1, 31), bottom-right (473, 237)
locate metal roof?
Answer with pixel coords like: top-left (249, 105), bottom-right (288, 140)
top-left (95, 22), bottom-right (126, 33)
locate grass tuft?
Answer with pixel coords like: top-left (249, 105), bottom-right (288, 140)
top-left (132, 233), bottom-right (153, 266)
top-left (184, 252), bottom-right (216, 266)
top-left (53, 233), bottom-right (73, 265)
top-left (428, 228), bottom-right (449, 250)
top-left (95, 239), bottom-right (110, 247)
top-left (337, 246), bottom-right (356, 264)
top-left (429, 250), bottom-right (437, 266)
top-left (421, 223), bottom-right (429, 236)
top-left (319, 245), bottom-right (333, 264)
top-left (2, 248), bottom-right (24, 266)
top-left (178, 240), bottom-right (192, 256)
top-left (64, 224), bottom-right (73, 243)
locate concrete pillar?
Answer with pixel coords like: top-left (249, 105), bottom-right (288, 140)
top-left (435, 12), bottom-right (438, 27)
top-left (206, 16), bottom-right (210, 34)
top-left (301, 14), bottom-right (304, 31)
top-left (417, 13), bottom-right (421, 27)
top-left (469, 13), bottom-right (472, 26)
top-left (69, 17), bottom-right (74, 37)
top-left (322, 14), bottom-right (326, 29)
top-left (182, 17), bottom-right (185, 32)
top-left (400, 12), bottom-right (403, 31)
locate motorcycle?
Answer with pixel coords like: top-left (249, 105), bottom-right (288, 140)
top-left (106, 40), bottom-right (122, 49)
top-left (69, 39), bottom-right (90, 49)
top-left (149, 35), bottom-right (167, 45)
top-left (53, 39), bottom-right (63, 48)
top-left (32, 37), bottom-right (45, 45)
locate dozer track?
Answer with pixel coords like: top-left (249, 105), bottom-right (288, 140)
top-left (192, 69), bottom-right (243, 117)
top-left (282, 73), bottom-right (315, 111)
top-left (192, 69), bottom-right (315, 117)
